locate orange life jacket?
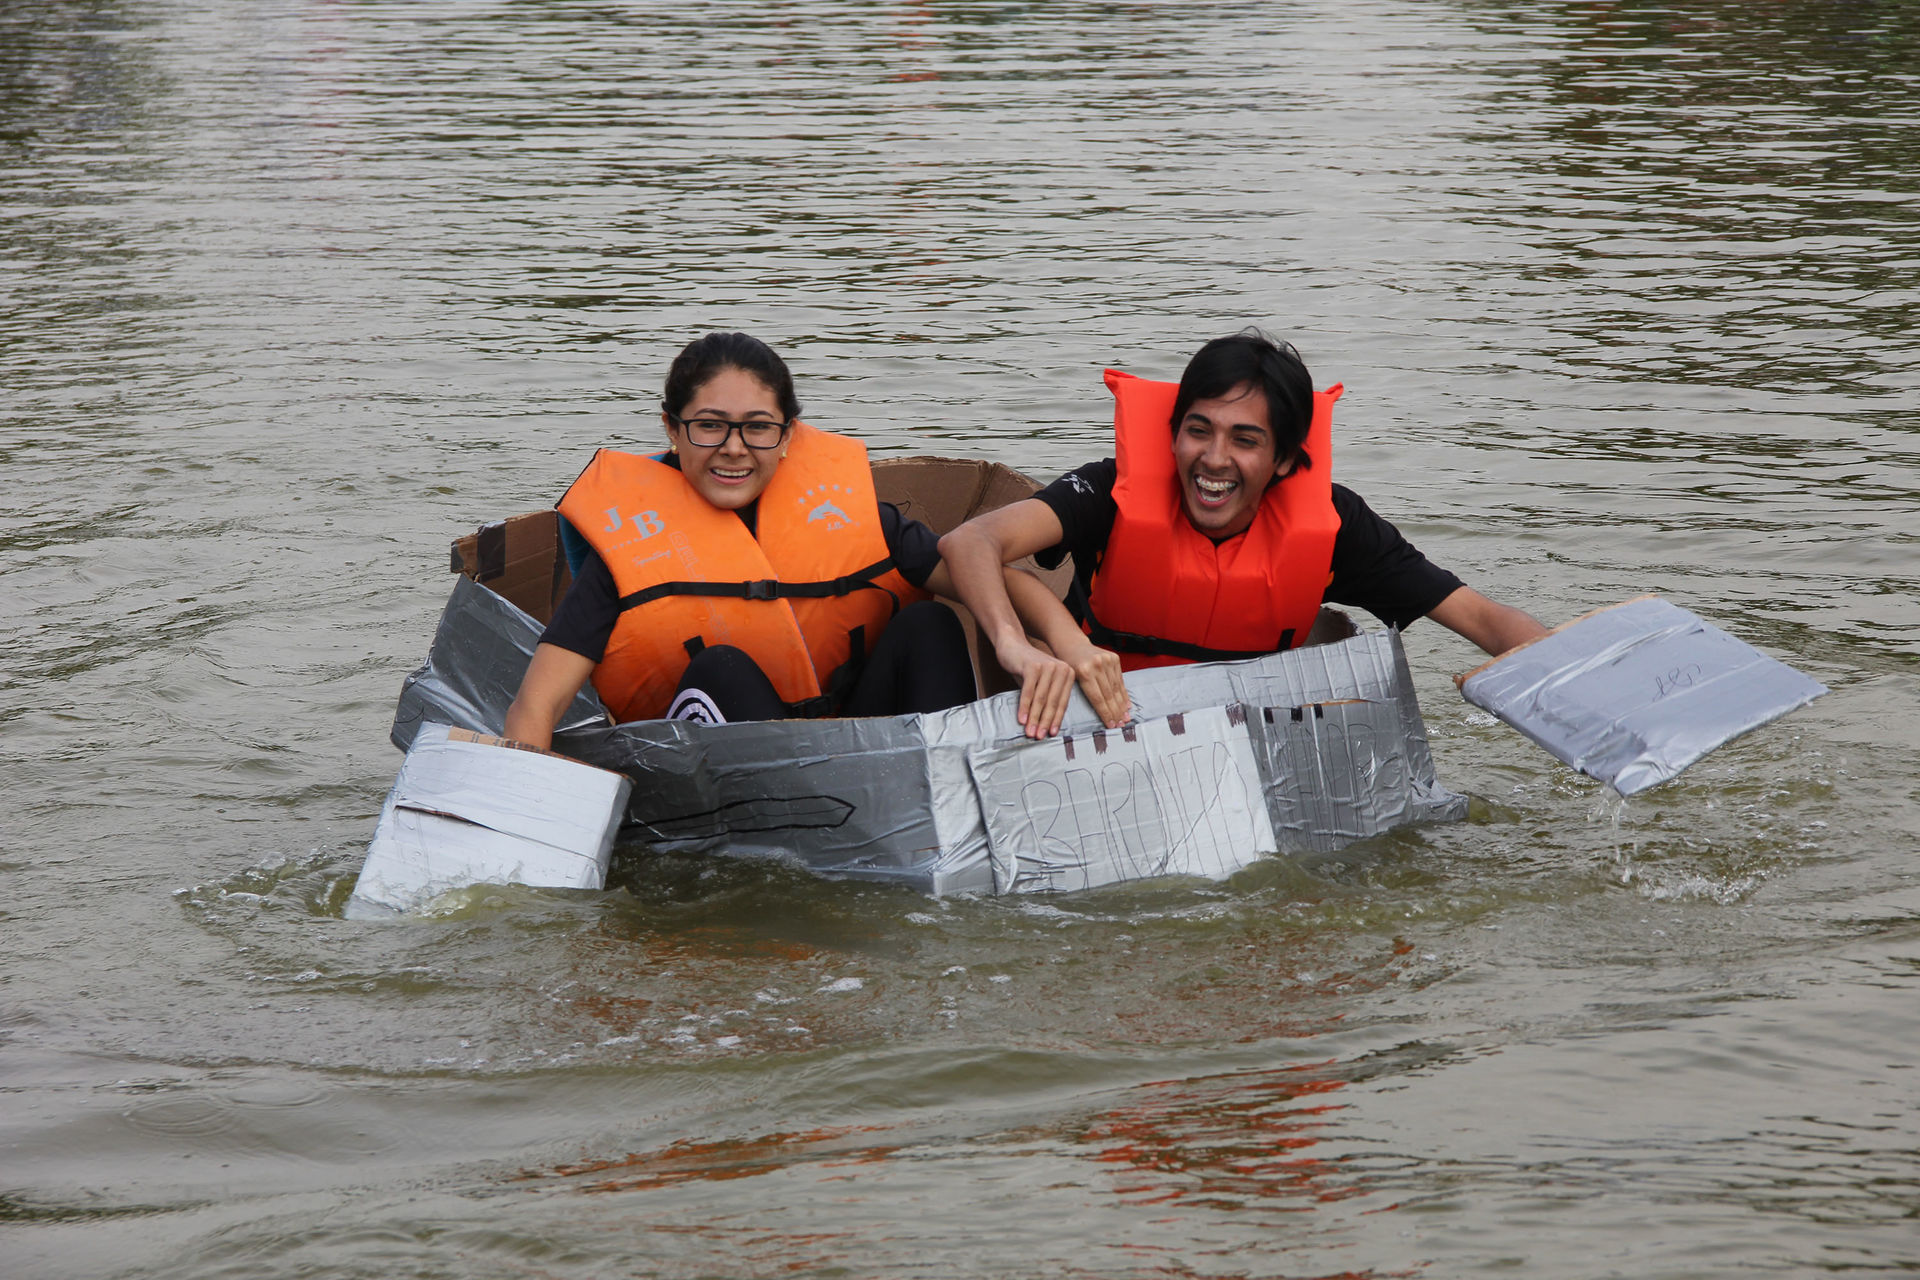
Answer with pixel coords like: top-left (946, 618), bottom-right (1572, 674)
top-left (556, 423), bottom-right (927, 722)
top-left (1084, 368), bottom-right (1342, 672)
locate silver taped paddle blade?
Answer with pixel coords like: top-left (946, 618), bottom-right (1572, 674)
top-left (348, 724), bottom-right (632, 918)
top-left (1458, 596), bottom-right (1827, 796)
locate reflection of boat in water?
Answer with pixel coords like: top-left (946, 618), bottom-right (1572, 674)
top-left (391, 458), bottom-right (1466, 896)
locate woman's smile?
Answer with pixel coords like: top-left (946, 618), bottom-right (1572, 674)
top-left (666, 366), bottom-right (790, 510)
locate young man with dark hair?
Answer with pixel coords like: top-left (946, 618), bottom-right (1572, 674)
top-left (939, 331), bottom-right (1548, 738)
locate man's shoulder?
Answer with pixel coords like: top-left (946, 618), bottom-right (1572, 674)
top-left (1034, 459), bottom-right (1118, 533)
top-left (1044, 457), bottom-right (1117, 500)
top-left (1028, 458), bottom-right (1117, 568)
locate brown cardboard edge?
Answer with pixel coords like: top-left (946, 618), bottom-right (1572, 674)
top-left (450, 510), bottom-right (558, 576)
top-left (442, 726), bottom-right (627, 778)
top-left (1452, 593), bottom-right (1662, 689)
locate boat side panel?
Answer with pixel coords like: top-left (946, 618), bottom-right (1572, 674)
top-left (393, 578), bottom-right (1467, 895)
top-left (392, 576), bottom-right (611, 752)
top-left (1129, 630), bottom-right (1466, 849)
top-left (574, 714), bottom-right (948, 892)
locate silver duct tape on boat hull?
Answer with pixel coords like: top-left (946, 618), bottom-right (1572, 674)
top-left (1251, 698), bottom-right (1468, 854)
top-left (1458, 595), bottom-right (1827, 797)
top-left (392, 577), bottom-right (609, 751)
top-left (574, 714), bottom-right (956, 885)
top-left (392, 576), bottom-right (1465, 894)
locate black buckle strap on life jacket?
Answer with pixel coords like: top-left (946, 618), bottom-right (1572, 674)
top-left (614, 555), bottom-right (898, 614)
top-left (1084, 606), bottom-right (1291, 664)
top-left (819, 623), bottom-right (868, 716)
top-left (783, 623), bottom-right (869, 721)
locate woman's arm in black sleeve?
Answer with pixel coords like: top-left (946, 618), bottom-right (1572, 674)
top-left (538, 548), bottom-right (620, 662)
top-left (504, 548), bottom-right (617, 748)
top-left (879, 502), bottom-right (942, 589)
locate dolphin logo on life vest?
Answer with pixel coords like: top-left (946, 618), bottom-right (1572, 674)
top-left (806, 500), bottom-right (851, 529)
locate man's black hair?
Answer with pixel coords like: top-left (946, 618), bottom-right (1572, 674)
top-left (1169, 328), bottom-right (1314, 471)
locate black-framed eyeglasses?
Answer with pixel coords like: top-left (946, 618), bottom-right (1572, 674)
top-left (667, 413), bottom-right (792, 451)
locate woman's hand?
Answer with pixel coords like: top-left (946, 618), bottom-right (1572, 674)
top-left (998, 640), bottom-right (1082, 739)
top-left (1051, 636), bottom-right (1130, 731)
top-left (502, 643), bottom-right (597, 750)
top-left (997, 636), bottom-right (1129, 739)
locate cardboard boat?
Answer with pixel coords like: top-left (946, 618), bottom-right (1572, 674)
top-left (388, 458), bottom-right (1468, 896)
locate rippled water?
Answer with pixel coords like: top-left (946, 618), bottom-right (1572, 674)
top-left (5, 2), bottom-right (1918, 1276)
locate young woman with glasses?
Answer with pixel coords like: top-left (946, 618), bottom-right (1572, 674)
top-left (502, 331), bottom-right (999, 747)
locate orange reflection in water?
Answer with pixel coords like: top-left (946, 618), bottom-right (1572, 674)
top-left (519, 1124), bottom-right (899, 1195)
top-left (1074, 1062), bottom-right (1371, 1214)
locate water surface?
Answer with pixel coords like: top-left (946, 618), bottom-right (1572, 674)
top-left (4, 2), bottom-right (1918, 1276)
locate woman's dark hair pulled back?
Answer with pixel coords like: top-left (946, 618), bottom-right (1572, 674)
top-left (661, 332), bottom-right (801, 421)
top-left (1170, 328), bottom-right (1315, 472)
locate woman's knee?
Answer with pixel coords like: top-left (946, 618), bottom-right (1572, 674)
top-left (894, 599), bottom-right (967, 649)
top-left (673, 643), bottom-right (786, 723)
top-left (679, 643), bottom-right (757, 687)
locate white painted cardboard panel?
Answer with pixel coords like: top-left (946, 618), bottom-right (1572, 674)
top-left (967, 704), bottom-right (1278, 893)
top-left (346, 723), bottom-right (632, 918)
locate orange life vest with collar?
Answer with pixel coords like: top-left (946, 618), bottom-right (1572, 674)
top-left (556, 423), bottom-right (926, 723)
top-left (1083, 368), bottom-right (1342, 672)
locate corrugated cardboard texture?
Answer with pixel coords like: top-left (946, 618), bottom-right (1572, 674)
top-left (449, 510), bottom-right (572, 625)
top-left (874, 456), bottom-right (1070, 695)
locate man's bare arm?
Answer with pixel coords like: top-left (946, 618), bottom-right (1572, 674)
top-left (1427, 586), bottom-right (1549, 657)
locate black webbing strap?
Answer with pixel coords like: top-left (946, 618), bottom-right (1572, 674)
top-left (780, 624), bottom-right (871, 720)
top-left (1085, 606), bottom-right (1292, 664)
top-left (823, 623), bottom-right (867, 705)
top-left (615, 555), bottom-right (898, 614)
